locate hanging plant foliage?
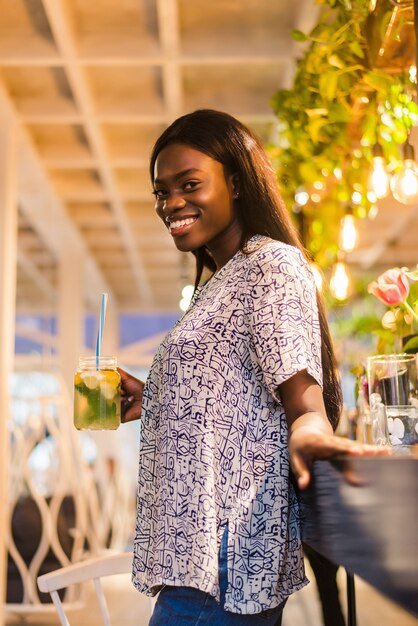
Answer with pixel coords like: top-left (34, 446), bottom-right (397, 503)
top-left (268, 0), bottom-right (417, 267)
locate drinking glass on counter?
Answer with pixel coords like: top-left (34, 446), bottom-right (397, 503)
top-left (367, 354), bottom-right (418, 446)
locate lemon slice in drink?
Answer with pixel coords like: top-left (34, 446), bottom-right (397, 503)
top-left (80, 371), bottom-right (104, 389)
top-left (100, 381), bottom-right (117, 400)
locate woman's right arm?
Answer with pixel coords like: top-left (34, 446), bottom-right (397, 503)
top-left (118, 367), bottom-right (144, 423)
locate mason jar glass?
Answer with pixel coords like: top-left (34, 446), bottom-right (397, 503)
top-left (74, 356), bottom-right (121, 430)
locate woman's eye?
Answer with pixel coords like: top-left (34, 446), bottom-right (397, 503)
top-left (152, 189), bottom-right (167, 200)
top-left (183, 181), bottom-right (199, 191)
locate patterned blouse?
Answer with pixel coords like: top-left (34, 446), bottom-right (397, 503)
top-left (132, 235), bottom-right (323, 614)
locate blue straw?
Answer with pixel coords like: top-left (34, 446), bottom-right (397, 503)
top-left (95, 292), bottom-right (108, 369)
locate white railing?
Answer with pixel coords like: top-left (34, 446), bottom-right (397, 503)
top-left (6, 371), bottom-right (137, 617)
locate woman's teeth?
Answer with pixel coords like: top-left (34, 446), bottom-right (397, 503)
top-left (169, 217), bottom-right (197, 232)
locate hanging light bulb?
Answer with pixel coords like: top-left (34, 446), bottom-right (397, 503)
top-left (330, 257), bottom-right (351, 301)
top-left (179, 284), bottom-right (194, 311)
top-left (367, 143), bottom-right (390, 199)
top-left (295, 188), bottom-right (309, 206)
top-left (310, 262), bottom-right (324, 292)
top-left (390, 142), bottom-right (418, 205)
top-left (368, 204), bottom-right (379, 220)
top-left (340, 209), bottom-right (357, 252)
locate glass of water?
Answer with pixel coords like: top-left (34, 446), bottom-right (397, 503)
top-left (367, 354), bottom-right (418, 446)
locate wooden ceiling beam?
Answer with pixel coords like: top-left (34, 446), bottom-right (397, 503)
top-left (21, 112), bottom-right (277, 125)
top-left (0, 81), bottom-right (112, 309)
top-left (0, 54), bottom-right (295, 67)
top-left (41, 0), bottom-right (153, 306)
top-left (156, 0), bottom-right (182, 117)
top-left (44, 158), bottom-right (149, 169)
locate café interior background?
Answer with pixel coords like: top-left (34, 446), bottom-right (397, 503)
top-left (0, 1), bottom-right (417, 624)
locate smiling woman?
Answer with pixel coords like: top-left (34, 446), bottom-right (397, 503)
top-left (117, 109), bottom-right (389, 626)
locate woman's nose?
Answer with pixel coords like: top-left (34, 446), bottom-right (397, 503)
top-left (162, 193), bottom-right (186, 215)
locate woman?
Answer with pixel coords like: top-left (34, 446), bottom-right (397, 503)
top-left (120, 110), bottom-right (385, 625)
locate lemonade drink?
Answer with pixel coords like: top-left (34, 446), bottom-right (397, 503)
top-left (74, 356), bottom-right (121, 430)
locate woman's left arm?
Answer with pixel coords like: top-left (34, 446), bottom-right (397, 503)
top-left (279, 369), bottom-right (390, 490)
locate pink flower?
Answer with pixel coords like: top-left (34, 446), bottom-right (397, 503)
top-left (368, 268), bottom-right (410, 306)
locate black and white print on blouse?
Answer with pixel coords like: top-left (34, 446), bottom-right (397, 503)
top-left (132, 235), bottom-right (323, 614)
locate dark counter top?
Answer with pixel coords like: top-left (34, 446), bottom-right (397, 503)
top-left (300, 453), bottom-right (418, 617)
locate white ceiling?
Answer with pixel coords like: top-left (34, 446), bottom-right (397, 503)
top-left (1, 0), bottom-right (416, 314)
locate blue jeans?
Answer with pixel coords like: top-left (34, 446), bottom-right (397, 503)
top-left (149, 530), bottom-right (286, 625)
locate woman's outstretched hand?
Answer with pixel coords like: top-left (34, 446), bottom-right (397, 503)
top-left (118, 367), bottom-right (144, 423)
top-left (279, 369), bottom-right (391, 490)
top-left (288, 427), bottom-right (391, 490)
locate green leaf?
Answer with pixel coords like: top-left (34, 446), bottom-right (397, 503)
top-left (361, 114), bottom-right (378, 145)
top-left (328, 102), bottom-right (350, 122)
top-left (292, 29), bottom-right (308, 42)
top-left (306, 108), bottom-right (329, 118)
top-left (379, 10), bottom-right (393, 41)
top-left (349, 40), bottom-right (364, 58)
top-left (391, 128), bottom-right (408, 144)
top-left (319, 72), bottom-right (339, 100)
top-left (305, 52), bottom-right (322, 74)
top-left (363, 71), bottom-right (395, 93)
top-left (300, 161), bottom-right (321, 184)
top-left (407, 101), bottom-right (418, 115)
top-left (402, 336), bottom-right (418, 353)
top-left (329, 54), bottom-right (345, 68)
top-left (308, 117), bottom-right (328, 142)
top-left (75, 383), bottom-right (90, 397)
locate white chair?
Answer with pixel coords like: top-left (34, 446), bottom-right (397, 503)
top-left (37, 551), bottom-right (154, 626)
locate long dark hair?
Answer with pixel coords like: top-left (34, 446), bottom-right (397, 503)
top-left (150, 109), bottom-right (342, 429)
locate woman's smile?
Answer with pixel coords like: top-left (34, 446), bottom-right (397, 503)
top-left (167, 215), bottom-right (199, 236)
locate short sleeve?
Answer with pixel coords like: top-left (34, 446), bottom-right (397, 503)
top-left (245, 243), bottom-right (323, 398)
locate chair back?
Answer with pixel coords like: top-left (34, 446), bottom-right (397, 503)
top-left (37, 552), bottom-right (135, 626)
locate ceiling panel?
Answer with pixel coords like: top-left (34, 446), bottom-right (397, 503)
top-left (178, 0), bottom-right (301, 57)
top-left (0, 0), bottom-right (58, 60)
top-left (86, 65), bottom-right (164, 116)
top-left (183, 63), bottom-right (284, 115)
top-left (0, 66), bottom-right (76, 115)
top-left (69, 0), bottom-right (160, 58)
top-left (28, 123), bottom-right (92, 162)
top-left (101, 123), bottom-right (164, 162)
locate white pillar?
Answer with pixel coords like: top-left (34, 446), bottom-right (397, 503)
top-left (0, 121), bottom-right (17, 624)
top-left (58, 245), bottom-right (85, 394)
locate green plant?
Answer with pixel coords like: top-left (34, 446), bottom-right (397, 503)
top-left (268, 0), bottom-right (417, 267)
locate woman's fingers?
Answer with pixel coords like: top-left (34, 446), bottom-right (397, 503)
top-left (121, 401), bottom-right (141, 423)
top-left (118, 367), bottom-right (144, 423)
top-left (289, 431), bottom-right (392, 489)
top-left (121, 394), bottom-right (142, 422)
top-left (291, 451), bottom-right (311, 489)
top-left (294, 431), bottom-right (391, 458)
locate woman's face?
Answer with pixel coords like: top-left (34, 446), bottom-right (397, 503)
top-left (153, 143), bottom-right (243, 268)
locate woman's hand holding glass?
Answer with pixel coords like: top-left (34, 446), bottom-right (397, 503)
top-left (118, 367), bottom-right (144, 423)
